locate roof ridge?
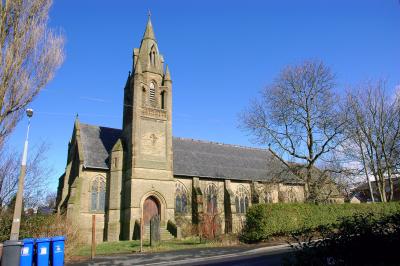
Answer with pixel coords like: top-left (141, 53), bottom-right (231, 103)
top-left (79, 123), bottom-right (268, 152)
top-left (80, 122), bottom-right (122, 131)
top-left (173, 137), bottom-right (268, 152)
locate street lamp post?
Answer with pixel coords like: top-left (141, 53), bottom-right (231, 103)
top-left (10, 108), bottom-right (34, 240)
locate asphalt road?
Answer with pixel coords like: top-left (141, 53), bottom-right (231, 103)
top-left (69, 244), bottom-right (294, 266)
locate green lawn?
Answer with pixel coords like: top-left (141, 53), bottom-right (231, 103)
top-left (76, 237), bottom-right (238, 257)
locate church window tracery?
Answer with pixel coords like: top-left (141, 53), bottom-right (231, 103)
top-left (288, 189), bottom-right (297, 203)
top-left (264, 191), bottom-right (273, 203)
top-left (235, 186), bottom-right (249, 214)
top-left (90, 176), bottom-right (106, 212)
top-left (205, 184), bottom-right (218, 214)
top-left (175, 182), bottom-right (188, 214)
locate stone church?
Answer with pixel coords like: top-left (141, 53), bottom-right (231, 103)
top-left (55, 17), bottom-right (307, 243)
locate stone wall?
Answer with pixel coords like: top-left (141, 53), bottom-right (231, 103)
top-left (70, 169), bottom-right (108, 243)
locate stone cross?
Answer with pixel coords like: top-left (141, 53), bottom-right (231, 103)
top-left (150, 133), bottom-right (158, 144)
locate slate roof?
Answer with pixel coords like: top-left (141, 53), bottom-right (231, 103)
top-left (78, 123), bottom-right (302, 184)
top-left (80, 124), bottom-right (122, 169)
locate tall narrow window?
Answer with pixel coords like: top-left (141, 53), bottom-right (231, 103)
top-left (264, 191), bottom-right (273, 203)
top-left (149, 82), bottom-right (156, 107)
top-left (236, 186), bottom-right (250, 214)
top-left (149, 45), bottom-right (157, 66)
top-left (205, 184), bottom-right (218, 214)
top-left (175, 182), bottom-right (188, 214)
top-left (91, 179), bottom-right (98, 211)
top-left (160, 91), bottom-right (165, 109)
top-left (99, 181), bottom-right (105, 210)
top-left (90, 176), bottom-right (106, 212)
top-left (288, 190), bottom-right (296, 203)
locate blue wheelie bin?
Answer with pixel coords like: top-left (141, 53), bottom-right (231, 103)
top-left (35, 238), bottom-right (50, 266)
top-left (50, 236), bottom-right (65, 266)
top-left (20, 238), bottom-right (34, 266)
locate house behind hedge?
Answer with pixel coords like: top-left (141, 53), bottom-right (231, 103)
top-left (55, 17), bottom-right (340, 243)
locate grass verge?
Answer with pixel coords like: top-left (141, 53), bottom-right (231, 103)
top-left (75, 236), bottom-right (239, 257)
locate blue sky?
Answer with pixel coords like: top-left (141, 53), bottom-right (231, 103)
top-left (7, 0), bottom-right (400, 191)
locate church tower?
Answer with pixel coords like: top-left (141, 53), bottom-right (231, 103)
top-left (117, 16), bottom-right (174, 240)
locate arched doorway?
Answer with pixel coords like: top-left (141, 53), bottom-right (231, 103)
top-left (143, 196), bottom-right (160, 225)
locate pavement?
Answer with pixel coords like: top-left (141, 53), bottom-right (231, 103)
top-left (68, 243), bottom-right (294, 266)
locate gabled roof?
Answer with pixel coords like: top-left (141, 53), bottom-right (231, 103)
top-left (79, 123), bottom-right (121, 169)
top-left (173, 138), bottom-right (301, 183)
top-left (77, 123), bottom-right (302, 184)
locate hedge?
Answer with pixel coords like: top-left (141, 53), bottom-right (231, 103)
top-left (241, 202), bottom-right (400, 243)
top-left (287, 212), bottom-right (400, 265)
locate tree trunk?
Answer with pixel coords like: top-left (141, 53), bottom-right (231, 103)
top-left (358, 139), bottom-right (375, 202)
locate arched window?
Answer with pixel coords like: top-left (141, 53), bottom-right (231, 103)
top-left (264, 191), bottom-right (273, 203)
top-left (175, 182), bottom-right (188, 214)
top-left (288, 190), bottom-right (297, 203)
top-left (160, 91), bottom-right (166, 110)
top-left (236, 186), bottom-right (250, 214)
top-left (149, 45), bottom-right (157, 66)
top-left (90, 176), bottom-right (106, 212)
top-left (205, 184), bottom-right (218, 214)
top-left (149, 82), bottom-right (156, 107)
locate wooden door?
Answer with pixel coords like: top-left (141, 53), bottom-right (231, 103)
top-left (143, 197), bottom-right (160, 225)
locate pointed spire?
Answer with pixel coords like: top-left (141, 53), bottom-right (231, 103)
top-left (143, 12), bottom-right (156, 41)
top-left (134, 59), bottom-right (142, 74)
top-left (164, 65), bottom-right (171, 81)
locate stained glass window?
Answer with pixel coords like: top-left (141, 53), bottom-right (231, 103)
top-left (90, 176), bottom-right (106, 212)
top-left (236, 186), bottom-right (250, 214)
top-left (205, 184), bottom-right (218, 214)
top-left (175, 182), bottom-right (188, 214)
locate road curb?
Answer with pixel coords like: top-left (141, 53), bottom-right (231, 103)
top-left (140, 243), bottom-right (293, 266)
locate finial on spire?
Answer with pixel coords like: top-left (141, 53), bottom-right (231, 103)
top-left (148, 9), bottom-right (151, 18)
top-left (143, 10), bottom-right (156, 40)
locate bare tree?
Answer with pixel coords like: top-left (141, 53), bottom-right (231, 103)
top-left (345, 81), bottom-right (400, 202)
top-left (0, 142), bottom-right (52, 210)
top-left (239, 60), bottom-right (347, 202)
top-left (44, 191), bottom-right (56, 210)
top-left (0, 0), bottom-right (64, 148)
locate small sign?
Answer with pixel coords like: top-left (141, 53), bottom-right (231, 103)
top-left (21, 247), bottom-right (30, 256)
top-left (55, 245), bottom-right (61, 253)
top-left (40, 247), bottom-right (47, 255)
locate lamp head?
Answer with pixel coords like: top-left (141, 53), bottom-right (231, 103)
top-left (26, 108), bottom-right (33, 118)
